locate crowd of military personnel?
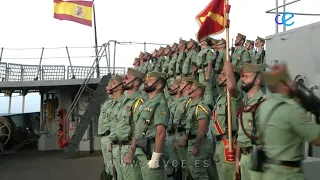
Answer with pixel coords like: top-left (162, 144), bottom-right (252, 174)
top-left (98, 32), bottom-right (320, 180)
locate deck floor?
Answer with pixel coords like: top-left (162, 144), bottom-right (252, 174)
top-left (0, 149), bottom-right (103, 180)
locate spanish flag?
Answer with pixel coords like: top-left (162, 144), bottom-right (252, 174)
top-left (196, 0), bottom-right (225, 41)
top-left (54, 0), bottom-right (93, 27)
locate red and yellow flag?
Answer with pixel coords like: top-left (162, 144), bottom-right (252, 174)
top-left (54, 0), bottom-right (93, 27)
top-left (196, 0), bottom-right (225, 41)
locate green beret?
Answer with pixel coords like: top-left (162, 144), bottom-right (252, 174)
top-left (262, 64), bottom-right (291, 85)
top-left (237, 33), bottom-right (246, 39)
top-left (192, 80), bottom-right (206, 90)
top-left (111, 74), bottom-right (124, 84)
top-left (127, 68), bottom-right (146, 80)
top-left (243, 62), bottom-right (264, 73)
top-left (246, 40), bottom-right (254, 44)
top-left (146, 71), bottom-right (166, 81)
top-left (181, 76), bottom-right (194, 83)
top-left (256, 36), bottom-right (265, 42)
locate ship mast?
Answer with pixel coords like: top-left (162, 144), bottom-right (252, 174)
top-left (92, 0), bottom-right (99, 78)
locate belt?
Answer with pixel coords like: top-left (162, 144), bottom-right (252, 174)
top-left (240, 147), bottom-right (252, 155)
top-left (176, 127), bottom-right (186, 133)
top-left (188, 134), bottom-right (207, 139)
top-left (112, 140), bottom-right (119, 145)
top-left (266, 157), bottom-right (301, 168)
top-left (176, 73), bottom-right (181, 75)
top-left (216, 131), bottom-right (237, 141)
top-left (120, 140), bottom-right (131, 145)
top-left (101, 130), bottom-right (110, 137)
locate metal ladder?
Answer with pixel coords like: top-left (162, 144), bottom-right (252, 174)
top-left (61, 44), bottom-right (111, 159)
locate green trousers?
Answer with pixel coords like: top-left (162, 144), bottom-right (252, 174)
top-left (175, 132), bottom-right (190, 178)
top-left (187, 138), bottom-right (209, 180)
top-left (240, 153), bottom-right (262, 180)
top-left (101, 136), bottom-right (113, 176)
top-left (207, 136), bottom-right (219, 180)
top-left (134, 144), bottom-right (165, 180)
top-left (214, 142), bottom-right (236, 180)
top-left (120, 144), bottom-right (142, 180)
top-left (112, 144), bottom-right (123, 179)
top-left (164, 134), bottom-right (179, 176)
top-left (262, 164), bottom-right (305, 180)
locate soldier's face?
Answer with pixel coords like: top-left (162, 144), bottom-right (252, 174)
top-left (200, 40), bottom-right (207, 49)
top-left (188, 85), bottom-right (199, 97)
top-left (171, 45), bottom-right (177, 52)
top-left (105, 83), bottom-right (111, 94)
top-left (178, 81), bottom-right (188, 92)
top-left (241, 72), bottom-right (258, 92)
top-left (110, 80), bottom-right (122, 92)
top-left (123, 75), bottom-right (135, 90)
top-left (187, 42), bottom-right (193, 49)
top-left (169, 84), bottom-right (179, 95)
top-left (235, 36), bottom-right (243, 46)
top-left (164, 48), bottom-right (170, 55)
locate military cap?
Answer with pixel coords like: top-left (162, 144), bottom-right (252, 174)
top-left (189, 38), bottom-right (198, 44)
top-left (179, 39), bottom-right (187, 44)
top-left (111, 74), bottom-right (124, 84)
top-left (165, 45), bottom-right (171, 49)
top-left (168, 78), bottom-right (180, 87)
top-left (237, 33), bottom-right (246, 39)
top-left (159, 47), bottom-right (165, 51)
top-left (172, 43), bottom-right (179, 48)
top-left (145, 52), bottom-right (152, 56)
top-left (192, 80), bottom-right (206, 90)
top-left (262, 64), bottom-right (291, 85)
top-left (246, 40), bottom-right (254, 44)
top-left (134, 57), bottom-right (139, 62)
top-left (199, 36), bottom-right (211, 43)
top-left (181, 76), bottom-right (194, 83)
top-left (153, 49), bottom-right (158, 53)
top-left (243, 62), bottom-right (264, 73)
top-left (231, 64), bottom-right (242, 74)
top-left (211, 39), bottom-right (219, 45)
top-left (256, 36), bottom-right (265, 43)
top-left (139, 51), bottom-right (144, 56)
top-left (146, 71), bottom-right (166, 81)
top-left (127, 68), bottom-right (146, 80)
top-left (216, 38), bottom-right (226, 45)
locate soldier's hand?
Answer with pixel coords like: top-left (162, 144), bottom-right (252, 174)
top-left (228, 151), bottom-right (235, 162)
top-left (205, 73), bottom-right (210, 81)
top-left (178, 139), bottom-right (187, 147)
top-left (108, 146), bottom-right (112, 153)
top-left (123, 148), bottom-right (134, 164)
top-left (192, 146), bottom-right (199, 155)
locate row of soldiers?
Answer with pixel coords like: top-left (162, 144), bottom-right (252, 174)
top-left (131, 33), bottom-right (266, 110)
top-left (98, 35), bottom-right (320, 180)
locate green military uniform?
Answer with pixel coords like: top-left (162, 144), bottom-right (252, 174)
top-left (148, 58), bottom-right (157, 72)
top-left (154, 47), bottom-right (165, 72)
top-left (172, 77), bottom-right (194, 178)
top-left (182, 39), bottom-right (198, 77)
top-left (214, 38), bottom-right (227, 96)
top-left (98, 98), bottom-right (114, 176)
top-left (107, 78), bottom-right (125, 179)
top-left (164, 79), bottom-right (183, 178)
top-left (162, 47), bottom-right (171, 75)
top-left (254, 36), bottom-right (266, 65)
top-left (195, 38), bottom-right (214, 109)
top-left (133, 58), bottom-right (140, 70)
top-left (211, 67), bottom-right (242, 180)
top-left (185, 81), bottom-right (211, 179)
top-left (175, 40), bottom-right (187, 79)
top-left (236, 63), bottom-right (265, 180)
top-left (133, 72), bottom-right (169, 179)
top-left (116, 68), bottom-right (146, 180)
top-left (168, 52), bottom-right (178, 78)
top-left (258, 66), bottom-right (320, 179)
top-left (231, 33), bottom-right (250, 68)
top-left (246, 40), bottom-right (256, 63)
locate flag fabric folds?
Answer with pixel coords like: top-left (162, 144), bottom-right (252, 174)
top-left (54, 0), bottom-right (93, 27)
top-left (196, 0), bottom-right (225, 41)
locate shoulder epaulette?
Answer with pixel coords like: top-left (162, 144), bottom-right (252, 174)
top-left (133, 97), bottom-right (144, 114)
top-left (196, 104), bottom-right (209, 117)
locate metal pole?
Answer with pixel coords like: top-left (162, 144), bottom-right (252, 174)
top-left (144, 42), bottom-right (146, 52)
top-left (22, 96), bottom-right (25, 113)
top-left (266, 0), bottom-right (301, 13)
top-left (276, 0), bottom-right (279, 34)
top-left (113, 41), bottom-right (116, 75)
top-left (65, 46), bottom-right (75, 79)
top-left (93, 1), bottom-right (100, 78)
top-left (8, 94), bottom-right (12, 114)
top-left (35, 47), bottom-right (44, 80)
top-left (283, 0), bottom-right (286, 32)
top-left (0, 47), bottom-right (3, 64)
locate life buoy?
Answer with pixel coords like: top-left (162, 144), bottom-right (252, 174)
top-left (58, 109), bottom-right (69, 149)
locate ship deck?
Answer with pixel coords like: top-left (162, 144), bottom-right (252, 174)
top-left (0, 149), bottom-right (103, 180)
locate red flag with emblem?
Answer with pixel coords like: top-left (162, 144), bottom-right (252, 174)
top-left (196, 0), bottom-right (226, 41)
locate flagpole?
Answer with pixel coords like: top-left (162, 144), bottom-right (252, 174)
top-left (224, 0), bottom-right (233, 152)
top-left (92, 0), bottom-right (100, 78)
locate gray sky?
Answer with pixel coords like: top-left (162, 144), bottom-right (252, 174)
top-left (0, 0), bottom-right (319, 113)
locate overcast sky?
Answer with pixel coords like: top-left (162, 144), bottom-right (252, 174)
top-left (0, 0), bottom-right (319, 113)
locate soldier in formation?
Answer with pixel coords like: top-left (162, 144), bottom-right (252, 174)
top-left (100, 34), bottom-right (320, 180)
